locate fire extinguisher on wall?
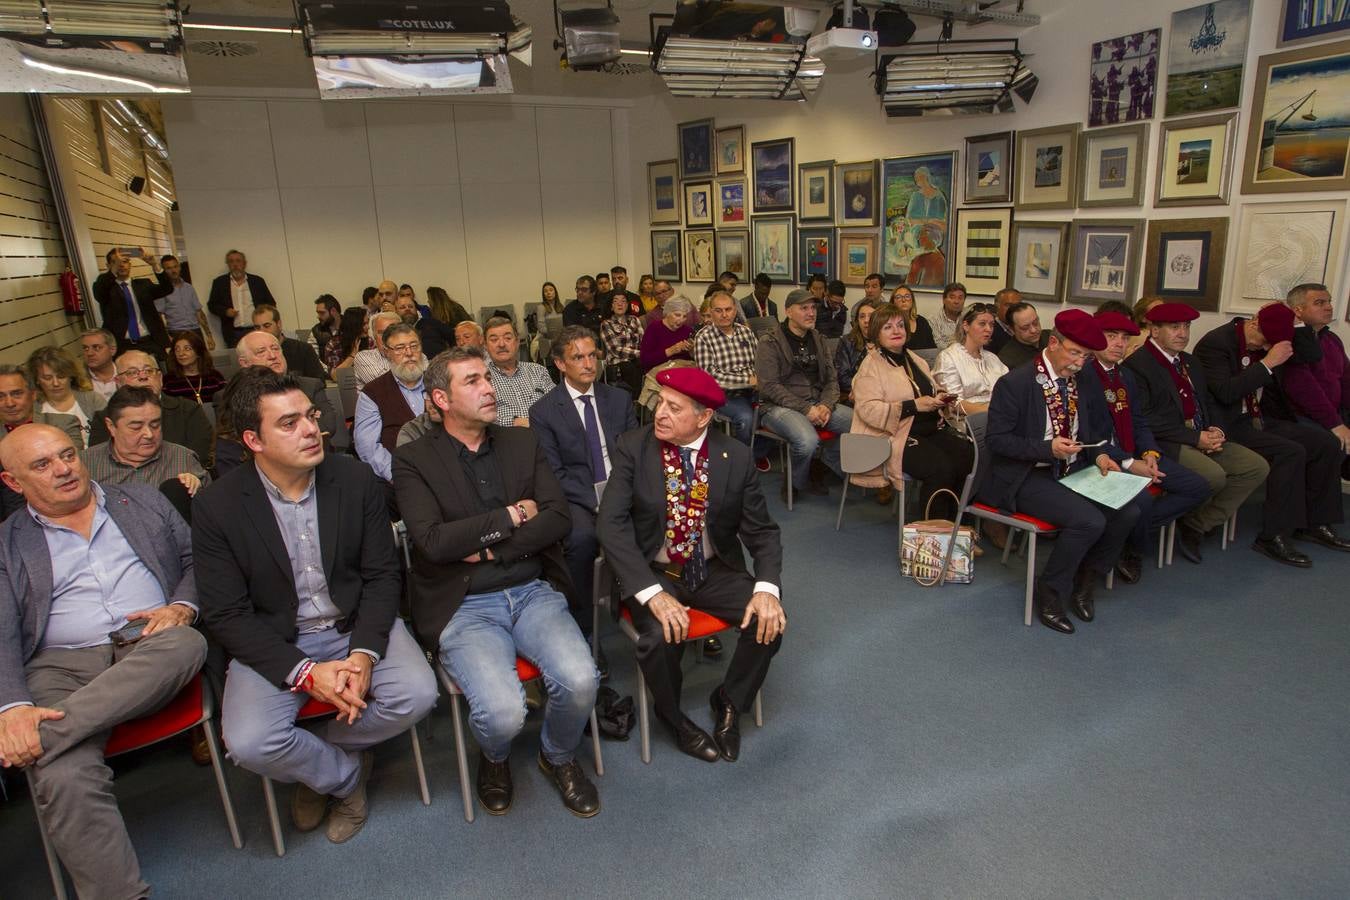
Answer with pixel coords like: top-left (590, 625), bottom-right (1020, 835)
top-left (59, 267), bottom-right (84, 316)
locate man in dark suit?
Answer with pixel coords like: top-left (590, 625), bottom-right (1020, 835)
top-left (393, 347), bottom-right (601, 818)
top-left (0, 424), bottom-right (207, 899)
top-left (529, 325), bottom-right (638, 652)
top-left (193, 369), bottom-right (436, 844)
top-left (207, 249), bottom-right (276, 348)
top-left (597, 367), bottom-right (785, 762)
top-left (739, 272), bottom-right (779, 321)
top-left (979, 310), bottom-right (1148, 634)
top-left (1124, 303), bottom-right (1270, 565)
top-left (236, 331), bottom-right (339, 437)
top-left (98, 253), bottom-right (172, 359)
top-left (87, 349), bottom-right (215, 466)
top-left (252, 304), bottom-right (328, 381)
top-left (1193, 303), bottom-right (1349, 564)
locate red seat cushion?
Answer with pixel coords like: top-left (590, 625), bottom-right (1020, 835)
top-left (816, 429), bottom-right (837, 441)
top-left (620, 605), bottom-right (733, 640)
top-left (970, 501), bottom-right (1058, 532)
top-left (105, 674), bottom-right (207, 757)
top-left (1148, 484), bottom-right (1164, 497)
top-left (515, 657), bottom-right (541, 682)
top-left (297, 697), bottom-right (337, 720)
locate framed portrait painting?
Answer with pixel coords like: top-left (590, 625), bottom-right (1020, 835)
top-left (797, 159), bottom-right (835, 222)
top-left (1015, 124), bottom-right (1080, 210)
top-left (751, 215), bottom-right (796, 282)
top-left (647, 159), bottom-right (680, 226)
top-left (684, 181), bottom-right (713, 227)
top-left (835, 160), bottom-right (879, 226)
top-left (1142, 217), bottom-right (1229, 312)
top-left (952, 207), bottom-right (1013, 297)
top-left (881, 151), bottom-right (955, 291)
top-left (650, 230), bottom-right (682, 282)
top-left (1156, 113), bottom-right (1238, 207)
top-left (1227, 199), bottom-right (1346, 313)
top-left (1165, 0), bottom-right (1250, 117)
top-left (837, 229), bottom-right (880, 287)
top-left (716, 229), bottom-right (749, 282)
top-left (1078, 123), bottom-right (1148, 208)
top-left (751, 138), bottom-right (794, 213)
top-left (715, 177), bottom-right (746, 228)
top-left (1089, 28), bottom-right (1161, 126)
top-left (1065, 218), bottom-right (1145, 306)
top-left (683, 228), bottom-right (717, 283)
top-left (715, 125), bottom-right (745, 175)
top-left (1279, 0), bottom-right (1350, 46)
top-left (797, 226), bottom-right (835, 284)
top-left (963, 131), bottom-right (1013, 204)
top-left (1009, 221), bottom-right (1071, 302)
top-left (677, 118), bottom-right (715, 180)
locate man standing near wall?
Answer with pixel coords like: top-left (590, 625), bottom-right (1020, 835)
top-left (208, 250), bottom-right (275, 349)
top-left (158, 255), bottom-right (212, 348)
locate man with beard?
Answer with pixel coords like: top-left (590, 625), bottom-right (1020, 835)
top-left (354, 323), bottom-right (427, 482)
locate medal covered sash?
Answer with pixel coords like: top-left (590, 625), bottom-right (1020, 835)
top-left (1143, 339), bottom-right (1200, 423)
top-left (1235, 319), bottom-right (1265, 425)
top-left (661, 441), bottom-right (710, 580)
top-left (1034, 354), bottom-right (1078, 477)
top-left (1091, 359), bottom-right (1134, 455)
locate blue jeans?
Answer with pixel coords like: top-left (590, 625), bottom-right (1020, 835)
top-left (759, 404), bottom-right (854, 488)
top-left (438, 580), bottom-right (598, 765)
top-left (718, 395), bottom-right (765, 459)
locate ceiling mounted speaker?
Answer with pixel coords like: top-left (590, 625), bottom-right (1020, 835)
top-left (873, 10), bottom-right (915, 46)
top-left (128, 175), bottom-right (146, 195)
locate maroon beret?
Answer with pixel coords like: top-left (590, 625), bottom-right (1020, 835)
top-left (656, 366), bottom-right (726, 409)
top-left (1256, 303), bottom-right (1295, 345)
top-left (1094, 310), bottom-right (1140, 336)
top-left (1053, 309), bottom-right (1107, 351)
top-left (1143, 302), bottom-right (1200, 324)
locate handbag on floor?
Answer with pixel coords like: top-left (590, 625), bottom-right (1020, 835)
top-left (900, 488), bottom-right (975, 586)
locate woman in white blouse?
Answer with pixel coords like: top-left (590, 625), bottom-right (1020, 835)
top-left (933, 302), bottom-right (1008, 415)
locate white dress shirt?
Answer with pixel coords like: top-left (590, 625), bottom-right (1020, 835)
top-left (230, 275), bottom-right (254, 323)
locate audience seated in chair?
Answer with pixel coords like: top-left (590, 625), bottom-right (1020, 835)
top-left (933, 303), bottom-right (1009, 417)
top-left (693, 291), bottom-right (762, 457)
top-left (485, 317), bottom-right (554, 426)
top-left (1280, 282), bottom-right (1350, 479)
top-left (88, 350), bottom-right (215, 469)
top-left (353, 323), bottom-right (427, 483)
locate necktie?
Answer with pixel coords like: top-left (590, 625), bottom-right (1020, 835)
top-left (121, 282), bottom-right (141, 341)
top-left (678, 446), bottom-right (707, 591)
top-left (1054, 377), bottom-right (1069, 414)
top-left (579, 395), bottom-right (606, 483)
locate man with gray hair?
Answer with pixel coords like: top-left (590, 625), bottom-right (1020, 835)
top-left (354, 322), bottom-right (426, 481)
top-left (354, 310), bottom-right (400, 389)
top-left (0, 364), bottom-right (83, 520)
top-left (1281, 283), bottom-right (1350, 471)
top-left (484, 316), bottom-right (553, 426)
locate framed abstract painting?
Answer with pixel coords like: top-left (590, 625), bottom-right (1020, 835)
top-left (1079, 123), bottom-right (1148, 208)
top-left (1279, 0), bottom-right (1350, 46)
top-left (715, 229), bottom-right (749, 281)
top-left (648, 159), bottom-right (680, 226)
top-left (684, 181), bottom-right (713, 227)
top-left (952, 207), bottom-right (1013, 297)
top-left (881, 151), bottom-right (955, 291)
top-left (835, 159), bottom-right (879, 226)
top-left (838, 229), bottom-right (880, 287)
top-left (1156, 113), bottom-right (1238, 207)
top-left (683, 228), bottom-right (717, 283)
top-left (677, 118), bottom-right (715, 180)
top-left (650, 230), bottom-right (682, 281)
top-left (1009, 220), bottom-right (1071, 302)
top-left (1227, 199), bottom-right (1346, 313)
top-left (797, 159), bottom-right (835, 222)
top-left (1142, 216), bottom-right (1229, 311)
top-left (715, 177), bottom-right (746, 228)
top-left (798, 226), bottom-right (835, 284)
top-left (1089, 28), bottom-right (1161, 126)
top-left (963, 131), bottom-right (1014, 204)
top-left (715, 125), bottom-right (745, 175)
top-left (751, 138), bottom-right (795, 213)
top-left (1014, 124), bottom-right (1080, 211)
top-left (1065, 218), bottom-right (1145, 306)
top-left (751, 215), bottom-right (796, 281)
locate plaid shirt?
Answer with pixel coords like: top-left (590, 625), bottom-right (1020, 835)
top-left (82, 439), bottom-right (209, 489)
top-left (601, 315), bottom-right (644, 363)
top-left (488, 360), bottom-right (554, 425)
top-left (694, 321), bottom-right (759, 388)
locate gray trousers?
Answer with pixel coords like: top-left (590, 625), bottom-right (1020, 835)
top-left (26, 627), bottom-right (208, 900)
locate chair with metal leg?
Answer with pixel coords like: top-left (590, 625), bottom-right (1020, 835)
top-left (834, 433), bottom-right (915, 548)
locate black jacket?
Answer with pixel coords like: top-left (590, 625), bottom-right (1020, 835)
top-left (1123, 341), bottom-right (1221, 459)
top-left (95, 272), bottom-right (172, 350)
top-left (1193, 317), bottom-right (1322, 429)
top-left (282, 337), bottom-right (328, 382)
top-left (208, 273), bottom-right (276, 346)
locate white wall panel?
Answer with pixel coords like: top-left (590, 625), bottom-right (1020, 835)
top-left (453, 105), bottom-right (539, 185)
top-left (268, 101), bottom-right (371, 189)
top-left (460, 181), bottom-right (547, 310)
top-left (539, 181), bottom-right (618, 284)
top-left (279, 186), bottom-right (382, 312)
top-left (161, 99), bottom-right (276, 191)
top-left (176, 187), bottom-right (293, 321)
top-left (373, 184), bottom-right (472, 305)
top-left (364, 102), bottom-right (460, 187)
top-left (536, 107), bottom-right (614, 185)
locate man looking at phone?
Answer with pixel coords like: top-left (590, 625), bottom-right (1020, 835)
top-left (0, 424), bottom-right (207, 899)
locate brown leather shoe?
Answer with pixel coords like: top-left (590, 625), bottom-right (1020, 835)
top-left (291, 782), bottom-right (328, 833)
top-left (189, 725), bottom-right (211, 767)
top-left (326, 751), bottom-right (374, 844)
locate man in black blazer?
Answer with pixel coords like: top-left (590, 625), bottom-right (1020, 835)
top-left (193, 369), bottom-right (436, 845)
top-left (979, 310), bottom-right (1147, 634)
top-left (393, 347), bottom-right (600, 818)
top-left (597, 367), bottom-right (784, 762)
top-left (207, 249), bottom-right (276, 348)
top-left (529, 325), bottom-right (638, 648)
top-left (1193, 303), bottom-right (1349, 564)
top-left (98, 254), bottom-right (172, 359)
top-left (1124, 303), bottom-right (1270, 565)
top-left (738, 272), bottom-right (779, 321)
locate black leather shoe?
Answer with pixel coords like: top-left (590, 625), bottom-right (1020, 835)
top-left (1252, 535), bottom-right (1313, 568)
top-left (594, 645), bottom-right (610, 682)
top-left (1113, 551), bottom-right (1142, 585)
top-left (658, 714), bottom-right (720, 762)
top-left (702, 636), bottom-right (723, 658)
top-left (709, 687), bottom-right (741, 762)
top-left (538, 752), bottom-right (600, 818)
top-left (1177, 522), bottom-right (1204, 564)
top-left (1293, 525), bottom-right (1350, 552)
top-left (1070, 569), bottom-right (1096, 623)
top-left (475, 752), bottom-right (513, 815)
top-left (1037, 588), bottom-right (1075, 634)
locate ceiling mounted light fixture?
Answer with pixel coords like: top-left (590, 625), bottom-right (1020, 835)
top-left (650, 5), bottom-right (824, 101)
top-left (297, 1), bottom-right (530, 60)
top-left (0, 0), bottom-right (183, 45)
top-left (875, 38), bottom-right (1034, 117)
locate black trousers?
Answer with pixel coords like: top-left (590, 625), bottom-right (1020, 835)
top-left (624, 559), bottom-right (780, 721)
top-left (901, 428), bottom-right (974, 520)
top-left (564, 503), bottom-right (598, 636)
top-left (1229, 416), bottom-right (1344, 537)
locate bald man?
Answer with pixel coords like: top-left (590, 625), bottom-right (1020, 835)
top-left (87, 350), bottom-right (213, 467)
top-left (237, 331), bottom-right (339, 437)
top-left (375, 280), bottom-right (398, 312)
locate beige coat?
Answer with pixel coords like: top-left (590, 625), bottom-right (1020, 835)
top-left (848, 348), bottom-right (934, 489)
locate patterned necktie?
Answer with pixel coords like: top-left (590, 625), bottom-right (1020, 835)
top-left (579, 394), bottom-right (606, 482)
top-left (678, 446), bottom-right (707, 591)
top-left (121, 282), bottom-right (141, 340)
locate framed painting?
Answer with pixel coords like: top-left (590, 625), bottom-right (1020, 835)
top-left (837, 229), bottom-right (880, 287)
top-left (683, 228), bottom-right (717, 283)
top-left (683, 181), bottom-right (713, 227)
top-left (1089, 28), bottom-right (1161, 127)
top-left (1014, 124), bottom-right (1080, 210)
top-left (751, 215), bottom-right (796, 282)
top-left (715, 125), bottom-right (745, 175)
top-left (715, 228), bottom-right (750, 281)
top-left (650, 230), bottom-right (682, 282)
top-left (1009, 220), bottom-right (1071, 302)
top-left (952, 207), bottom-right (1013, 297)
top-left (1165, 0), bottom-right (1250, 117)
top-left (963, 131), bottom-right (1013, 204)
top-left (1156, 113), bottom-right (1238, 207)
top-left (881, 151), bottom-right (955, 291)
top-left (798, 159), bottom-right (835, 222)
top-left (1228, 199), bottom-right (1346, 313)
top-left (835, 159), bottom-right (879, 226)
top-left (1066, 218), bottom-right (1145, 306)
top-left (647, 159), bottom-right (680, 226)
top-left (1279, 0), bottom-right (1350, 46)
top-left (1078, 123), bottom-right (1148, 208)
top-left (677, 118), bottom-right (715, 180)
top-left (751, 138), bottom-right (795, 213)
top-left (798, 226), bottom-right (835, 284)
top-left (1142, 216), bottom-right (1229, 312)
top-left (1242, 40), bottom-right (1350, 195)
top-left (715, 177), bottom-right (746, 228)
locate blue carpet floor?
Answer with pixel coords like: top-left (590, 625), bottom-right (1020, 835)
top-left (2, 486), bottom-right (1348, 899)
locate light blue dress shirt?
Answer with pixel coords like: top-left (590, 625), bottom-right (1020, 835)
top-left (353, 377), bottom-right (424, 481)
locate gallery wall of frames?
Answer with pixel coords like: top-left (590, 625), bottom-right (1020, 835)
top-left (634, 0), bottom-right (1350, 326)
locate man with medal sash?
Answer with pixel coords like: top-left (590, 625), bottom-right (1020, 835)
top-left (980, 310), bottom-right (1148, 634)
top-left (598, 367), bottom-right (784, 761)
top-left (1079, 308), bottom-right (1210, 584)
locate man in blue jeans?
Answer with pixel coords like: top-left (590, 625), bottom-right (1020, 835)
top-left (393, 347), bottom-right (600, 818)
top-left (755, 289), bottom-right (854, 498)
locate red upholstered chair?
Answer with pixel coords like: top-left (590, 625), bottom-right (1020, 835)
top-left (748, 402), bottom-right (839, 511)
top-left (29, 673), bottom-right (241, 900)
top-left (433, 656), bottom-right (604, 823)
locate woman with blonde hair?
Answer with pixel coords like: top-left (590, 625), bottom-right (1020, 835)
top-left (27, 345), bottom-right (105, 447)
top-left (933, 302), bottom-right (1008, 416)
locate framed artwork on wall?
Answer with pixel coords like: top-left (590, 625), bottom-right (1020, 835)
top-left (651, 230), bottom-right (682, 282)
top-left (648, 159), bottom-right (681, 226)
top-left (751, 215), bottom-right (796, 282)
top-left (952, 207), bottom-right (1013, 297)
top-left (837, 229), bottom-right (880, 287)
top-left (1142, 217), bottom-right (1229, 312)
top-left (715, 125), bottom-right (745, 175)
top-left (1079, 123), bottom-right (1149, 208)
top-left (715, 178), bottom-right (746, 227)
top-left (1014, 123), bottom-right (1080, 211)
top-left (881, 151), bottom-right (955, 291)
top-left (797, 226), bottom-right (835, 284)
top-left (1156, 113), bottom-right (1238, 207)
top-left (1279, 0), bottom-right (1350, 46)
top-left (716, 229), bottom-right (750, 281)
top-left (683, 228), bottom-right (717, 283)
top-left (1165, 0), bottom-right (1250, 117)
top-left (1009, 220), bottom-right (1071, 302)
top-left (684, 181), bottom-right (713, 227)
top-left (751, 138), bottom-right (795, 213)
top-left (1065, 218), bottom-right (1145, 306)
top-left (797, 159), bottom-right (835, 222)
top-left (1228, 199), bottom-right (1346, 313)
top-left (677, 118), bottom-right (715, 180)
top-left (963, 131), bottom-right (1014, 204)
top-left (1089, 28), bottom-right (1161, 127)
top-left (835, 159), bottom-right (879, 226)
top-left (1241, 40), bottom-right (1350, 195)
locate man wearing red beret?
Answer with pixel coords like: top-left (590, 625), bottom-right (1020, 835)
top-left (1194, 302), bottom-right (1349, 564)
top-left (598, 366), bottom-right (784, 760)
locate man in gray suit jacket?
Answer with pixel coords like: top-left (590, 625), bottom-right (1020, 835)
top-left (0, 424), bottom-right (206, 900)
top-left (0, 364), bottom-right (82, 521)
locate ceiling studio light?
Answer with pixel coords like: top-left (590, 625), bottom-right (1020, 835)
top-left (298, 1), bottom-right (530, 60)
top-left (653, 32), bottom-right (823, 100)
top-left (876, 39), bottom-right (1031, 117)
top-left (0, 0), bottom-right (182, 45)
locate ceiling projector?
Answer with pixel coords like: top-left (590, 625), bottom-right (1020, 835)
top-left (806, 27), bottom-right (877, 58)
